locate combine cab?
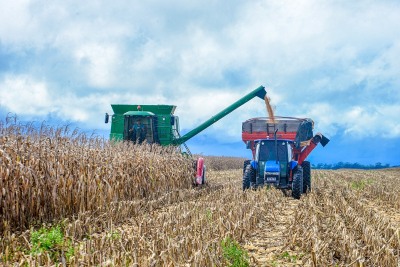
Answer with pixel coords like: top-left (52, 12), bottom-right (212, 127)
top-left (242, 117), bottom-right (329, 199)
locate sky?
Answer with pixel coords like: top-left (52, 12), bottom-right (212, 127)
top-left (0, 0), bottom-right (399, 165)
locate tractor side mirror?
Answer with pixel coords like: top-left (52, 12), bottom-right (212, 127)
top-left (105, 113), bottom-right (109, 124)
top-left (246, 141), bottom-right (251, 149)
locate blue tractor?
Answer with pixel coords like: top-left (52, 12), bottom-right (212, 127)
top-left (242, 117), bottom-right (329, 199)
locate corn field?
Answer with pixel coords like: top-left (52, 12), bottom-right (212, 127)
top-left (0, 119), bottom-right (193, 234)
top-left (1, 119), bottom-right (400, 266)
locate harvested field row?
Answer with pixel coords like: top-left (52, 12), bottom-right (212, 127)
top-left (2, 167), bottom-right (400, 266)
top-left (201, 155), bottom-right (247, 171)
top-left (286, 169), bottom-right (400, 266)
top-left (1, 170), bottom-right (284, 266)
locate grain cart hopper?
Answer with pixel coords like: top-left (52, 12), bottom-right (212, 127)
top-left (105, 86), bottom-right (267, 185)
top-left (242, 117), bottom-right (329, 199)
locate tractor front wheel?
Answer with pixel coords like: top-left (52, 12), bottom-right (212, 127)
top-left (292, 166), bottom-right (303, 199)
top-left (243, 164), bottom-right (255, 190)
top-left (302, 161), bottom-right (311, 193)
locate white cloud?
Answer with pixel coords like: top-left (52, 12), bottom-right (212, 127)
top-left (0, 0), bottom-right (399, 142)
top-left (0, 75), bottom-right (53, 115)
top-left (342, 105), bottom-right (400, 139)
top-left (0, 0), bottom-right (32, 45)
top-left (74, 43), bottom-right (120, 88)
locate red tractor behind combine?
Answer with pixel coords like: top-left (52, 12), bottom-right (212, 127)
top-left (242, 117), bottom-right (329, 199)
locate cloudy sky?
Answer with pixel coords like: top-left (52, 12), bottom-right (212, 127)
top-left (1, 0), bottom-right (399, 165)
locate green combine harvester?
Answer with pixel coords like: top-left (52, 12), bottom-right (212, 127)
top-left (105, 86), bottom-right (267, 185)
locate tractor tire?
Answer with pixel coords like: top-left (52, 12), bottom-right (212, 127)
top-left (302, 161), bottom-right (311, 194)
top-left (201, 165), bottom-right (206, 184)
top-left (243, 160), bottom-right (251, 174)
top-left (292, 166), bottom-right (303, 199)
top-left (243, 164), bottom-right (256, 191)
top-left (251, 172), bottom-right (256, 188)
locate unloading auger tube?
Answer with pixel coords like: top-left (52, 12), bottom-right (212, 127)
top-left (173, 85), bottom-right (267, 145)
top-left (176, 85), bottom-right (267, 185)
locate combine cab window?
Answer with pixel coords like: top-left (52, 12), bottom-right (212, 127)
top-left (124, 116), bottom-right (156, 143)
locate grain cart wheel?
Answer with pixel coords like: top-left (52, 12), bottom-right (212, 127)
top-left (292, 166), bottom-right (303, 199)
top-left (195, 158), bottom-right (205, 185)
top-left (243, 164), bottom-right (255, 190)
top-left (302, 161), bottom-right (311, 194)
top-left (192, 160), bottom-right (198, 185)
top-left (201, 165), bottom-right (206, 184)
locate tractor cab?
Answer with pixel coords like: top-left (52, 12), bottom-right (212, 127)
top-left (254, 139), bottom-right (293, 187)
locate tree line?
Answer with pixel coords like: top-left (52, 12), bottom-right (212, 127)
top-left (312, 162), bottom-right (394, 170)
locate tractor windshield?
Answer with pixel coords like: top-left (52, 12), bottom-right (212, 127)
top-left (258, 140), bottom-right (288, 162)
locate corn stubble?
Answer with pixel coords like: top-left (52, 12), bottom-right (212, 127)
top-left (201, 155), bottom-right (247, 171)
top-left (287, 169), bottom-right (400, 266)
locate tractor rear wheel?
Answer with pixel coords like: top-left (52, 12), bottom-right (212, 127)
top-left (243, 164), bottom-right (255, 190)
top-left (243, 160), bottom-right (251, 174)
top-left (292, 166), bottom-right (303, 199)
top-left (302, 161), bottom-right (311, 193)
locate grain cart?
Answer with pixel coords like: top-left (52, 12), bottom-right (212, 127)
top-left (242, 117), bottom-right (329, 199)
top-left (105, 86), bottom-right (267, 185)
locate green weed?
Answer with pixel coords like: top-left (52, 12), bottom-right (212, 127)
top-left (221, 236), bottom-right (249, 267)
top-left (107, 230), bottom-right (121, 240)
top-left (351, 179), bottom-right (374, 190)
top-left (30, 225), bottom-right (74, 262)
top-left (206, 209), bottom-right (213, 221)
top-left (276, 251), bottom-right (303, 262)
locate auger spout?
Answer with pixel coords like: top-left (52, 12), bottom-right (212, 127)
top-left (174, 85), bottom-right (267, 145)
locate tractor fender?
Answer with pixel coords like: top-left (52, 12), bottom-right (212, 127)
top-left (195, 157), bottom-right (205, 185)
top-left (290, 160), bottom-right (298, 170)
top-left (250, 160), bottom-right (258, 170)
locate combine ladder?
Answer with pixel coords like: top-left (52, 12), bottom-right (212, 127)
top-left (174, 130), bottom-right (192, 157)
